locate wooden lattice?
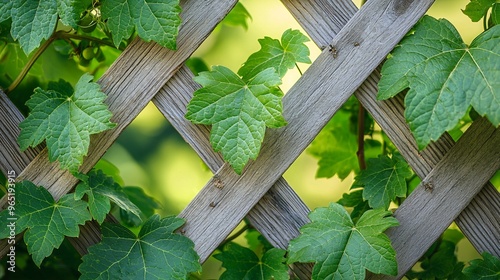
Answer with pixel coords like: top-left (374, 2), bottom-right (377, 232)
top-left (1, 0), bottom-right (499, 279)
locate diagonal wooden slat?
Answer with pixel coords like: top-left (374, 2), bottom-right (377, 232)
top-left (0, 0), bottom-right (239, 258)
top-left (176, 0), bottom-right (435, 263)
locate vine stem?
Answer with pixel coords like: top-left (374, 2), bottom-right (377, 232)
top-left (5, 30), bottom-right (120, 94)
top-left (217, 224), bottom-right (251, 250)
top-left (295, 63), bottom-right (303, 76)
top-left (356, 100), bottom-right (367, 170)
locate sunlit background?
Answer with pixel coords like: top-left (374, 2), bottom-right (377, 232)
top-left (99, 0), bottom-right (487, 278)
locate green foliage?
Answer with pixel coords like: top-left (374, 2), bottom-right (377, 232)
top-left (308, 110), bottom-right (381, 180)
top-left (186, 29), bottom-right (310, 174)
top-left (378, 16), bottom-right (500, 149)
top-left (119, 186), bottom-right (162, 227)
top-left (337, 189), bottom-right (371, 223)
top-left (353, 153), bottom-right (412, 210)
top-left (462, 0), bottom-right (497, 21)
top-left (287, 203), bottom-right (399, 279)
top-left (462, 252), bottom-right (500, 279)
top-left (79, 215), bottom-right (201, 280)
top-left (0, 181), bottom-right (91, 267)
top-left (238, 28), bottom-right (310, 80)
top-left (186, 66), bottom-right (285, 174)
top-left (215, 243), bottom-right (288, 280)
top-left (75, 169), bottom-right (141, 224)
top-left (222, 2), bottom-right (252, 30)
top-left (101, 0), bottom-right (182, 49)
top-left (17, 74), bottom-right (116, 173)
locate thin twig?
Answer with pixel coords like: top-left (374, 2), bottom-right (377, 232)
top-left (295, 63), bottom-right (303, 76)
top-left (217, 224), bottom-right (251, 250)
top-left (356, 100), bottom-right (367, 170)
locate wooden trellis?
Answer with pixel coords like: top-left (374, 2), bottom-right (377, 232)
top-left (1, 0), bottom-right (499, 279)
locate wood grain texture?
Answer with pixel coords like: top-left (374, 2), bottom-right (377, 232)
top-left (176, 0), bottom-right (434, 262)
top-left (283, 0), bottom-right (500, 268)
top-left (0, 0), bottom-right (238, 258)
top-left (153, 66), bottom-right (313, 278)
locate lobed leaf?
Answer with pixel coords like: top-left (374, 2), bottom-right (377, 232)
top-left (18, 73), bottom-right (116, 173)
top-left (57, 0), bottom-right (92, 29)
top-left (462, 0), bottom-right (497, 22)
top-left (79, 215), bottom-right (201, 280)
top-left (378, 16), bottom-right (500, 149)
top-left (354, 153), bottom-right (412, 210)
top-left (185, 65), bottom-right (286, 174)
top-left (0, 181), bottom-right (91, 267)
top-left (221, 2), bottom-right (252, 30)
top-left (0, 0), bottom-right (12, 23)
top-left (288, 203), bottom-right (399, 279)
top-left (215, 243), bottom-right (288, 280)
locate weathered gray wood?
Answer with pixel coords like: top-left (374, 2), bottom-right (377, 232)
top-left (283, 0), bottom-right (500, 266)
top-left (0, 0), bottom-right (238, 257)
top-left (375, 119), bottom-right (500, 279)
top-left (177, 0), bottom-right (434, 262)
top-left (153, 66), bottom-right (313, 278)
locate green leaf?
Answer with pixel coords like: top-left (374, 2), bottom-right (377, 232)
top-left (337, 190), bottom-right (371, 223)
top-left (378, 16), bottom-right (500, 149)
top-left (57, 0), bottom-right (92, 29)
top-left (185, 65), bottom-right (285, 174)
top-left (10, 0), bottom-right (58, 54)
top-left (75, 169), bottom-right (141, 224)
top-left (238, 29), bottom-right (310, 80)
top-left (407, 240), bottom-right (461, 279)
top-left (0, 181), bottom-right (91, 267)
top-left (308, 111), bottom-right (381, 180)
top-left (354, 153), bottom-right (412, 210)
top-left (101, 0), bottom-right (182, 49)
top-left (463, 252), bottom-right (500, 280)
top-left (0, 0), bottom-right (12, 23)
top-left (79, 215), bottom-right (201, 280)
top-left (288, 203), bottom-right (399, 279)
top-left (18, 74), bottom-right (116, 173)
top-left (215, 243), bottom-right (288, 280)
top-left (120, 186), bottom-right (161, 227)
top-left (222, 2), bottom-right (252, 30)
top-left (462, 0), bottom-right (496, 22)
top-left (491, 3), bottom-right (500, 26)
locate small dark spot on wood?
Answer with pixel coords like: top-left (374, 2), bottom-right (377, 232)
top-left (354, 42), bottom-right (360, 47)
top-left (424, 182), bottom-right (434, 192)
top-left (328, 44), bottom-right (337, 58)
top-left (320, 45), bottom-right (326, 51)
top-left (214, 175), bottom-right (224, 189)
top-left (393, 1), bottom-right (411, 16)
top-left (209, 202), bottom-right (217, 207)
top-left (180, 229), bottom-right (186, 235)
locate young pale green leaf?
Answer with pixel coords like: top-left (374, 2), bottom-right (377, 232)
top-left (288, 203), bottom-right (399, 279)
top-left (215, 243), bottom-right (288, 280)
top-left (463, 252), bottom-right (500, 279)
top-left (462, 0), bottom-right (496, 22)
top-left (0, 181), bottom-right (91, 267)
top-left (238, 29), bottom-right (311, 80)
top-left (378, 16), bottom-right (500, 149)
top-left (185, 65), bottom-right (286, 174)
top-left (221, 2), bottom-right (252, 30)
top-left (18, 74), bottom-right (116, 173)
top-left (74, 169), bottom-right (141, 224)
top-left (308, 111), bottom-right (381, 180)
top-left (79, 215), bottom-right (201, 280)
top-left (354, 153), bottom-right (412, 210)
top-left (57, 0), bottom-right (92, 29)
top-left (10, 0), bottom-right (58, 54)
top-left (101, 0), bottom-right (181, 49)
top-left (0, 0), bottom-right (12, 23)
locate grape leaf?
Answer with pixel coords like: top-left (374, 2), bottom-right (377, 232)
top-left (215, 243), bottom-right (288, 280)
top-left (463, 252), bottom-right (500, 279)
top-left (462, 0), bottom-right (496, 22)
top-left (10, 0), bottom-right (58, 54)
top-left (57, 0), bottom-right (92, 29)
top-left (288, 203), bottom-right (399, 279)
top-left (378, 16), bottom-right (500, 149)
top-left (79, 214), bottom-right (201, 280)
top-left (18, 73), bottom-right (116, 173)
top-left (337, 190), bottom-right (371, 223)
top-left (354, 153), bottom-right (412, 210)
top-left (185, 65), bottom-right (285, 174)
top-left (308, 111), bottom-right (381, 180)
top-left (120, 186), bottom-right (162, 227)
top-left (74, 169), bottom-right (141, 224)
top-left (238, 28), bottom-right (310, 80)
top-left (101, 0), bottom-right (181, 49)
top-left (0, 181), bottom-right (91, 267)
top-left (0, 0), bottom-right (12, 23)
top-left (491, 3), bottom-right (500, 26)
top-left (407, 240), bottom-right (461, 279)
top-left (222, 2), bottom-right (252, 30)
